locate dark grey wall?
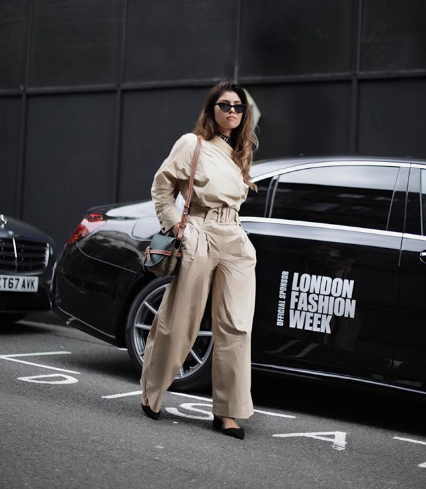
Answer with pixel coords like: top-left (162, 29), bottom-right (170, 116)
top-left (1, 0), bottom-right (426, 248)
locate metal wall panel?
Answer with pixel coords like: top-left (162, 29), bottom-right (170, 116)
top-left (361, 0), bottom-right (426, 71)
top-left (29, 0), bottom-right (124, 87)
top-left (248, 83), bottom-right (352, 158)
top-left (1, 0), bottom-right (426, 248)
top-left (119, 88), bottom-right (206, 201)
top-left (0, 98), bottom-right (22, 216)
top-left (358, 79), bottom-right (426, 158)
top-left (23, 94), bottom-right (116, 246)
top-left (125, 0), bottom-right (237, 82)
top-left (0, 1), bottom-right (30, 89)
top-left (240, 0), bottom-right (355, 77)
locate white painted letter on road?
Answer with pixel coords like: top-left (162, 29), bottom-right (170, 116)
top-left (166, 403), bottom-right (213, 421)
top-left (18, 373), bottom-right (78, 384)
top-left (273, 431), bottom-right (347, 450)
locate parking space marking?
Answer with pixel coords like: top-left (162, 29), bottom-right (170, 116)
top-left (102, 389), bottom-right (296, 418)
top-left (166, 403), bottom-right (214, 420)
top-left (0, 351), bottom-right (70, 358)
top-left (254, 408), bottom-right (296, 419)
top-left (393, 437), bottom-right (426, 446)
top-left (17, 373), bottom-right (79, 384)
top-left (0, 351), bottom-right (80, 375)
top-left (167, 391), bottom-right (297, 418)
top-left (103, 390), bottom-right (213, 401)
top-left (168, 391), bottom-right (212, 402)
top-left (102, 390), bottom-right (213, 400)
top-left (102, 390), bottom-right (142, 399)
top-left (393, 436), bottom-right (426, 469)
top-left (273, 432), bottom-right (347, 450)
top-left (393, 437), bottom-right (426, 468)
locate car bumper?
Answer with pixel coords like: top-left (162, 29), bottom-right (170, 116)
top-left (0, 271), bottom-right (52, 314)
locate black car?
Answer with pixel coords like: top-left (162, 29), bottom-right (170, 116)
top-left (0, 214), bottom-right (56, 323)
top-left (51, 156), bottom-right (426, 395)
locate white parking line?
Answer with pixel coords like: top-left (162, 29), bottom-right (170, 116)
top-left (393, 437), bottom-right (426, 446)
top-left (394, 437), bottom-right (426, 468)
top-left (102, 389), bottom-right (296, 418)
top-left (102, 390), bottom-right (142, 399)
top-left (169, 391), bottom-right (212, 402)
top-left (102, 390), bottom-right (212, 400)
top-left (0, 352), bottom-right (70, 358)
top-left (254, 409), bottom-right (295, 419)
top-left (0, 351), bottom-right (80, 375)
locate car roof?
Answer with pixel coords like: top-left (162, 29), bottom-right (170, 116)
top-left (250, 155), bottom-right (426, 179)
top-left (104, 154), bottom-right (426, 218)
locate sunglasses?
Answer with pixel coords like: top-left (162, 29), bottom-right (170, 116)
top-left (215, 102), bottom-right (247, 114)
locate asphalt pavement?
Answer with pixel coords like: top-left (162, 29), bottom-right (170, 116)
top-left (1, 313), bottom-right (425, 489)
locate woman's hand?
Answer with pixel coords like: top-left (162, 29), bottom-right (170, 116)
top-left (172, 223), bottom-right (180, 236)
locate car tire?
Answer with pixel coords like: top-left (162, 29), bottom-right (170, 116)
top-left (125, 277), bottom-right (213, 392)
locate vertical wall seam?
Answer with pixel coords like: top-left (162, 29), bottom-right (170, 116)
top-left (349, 0), bottom-right (363, 154)
top-left (355, 0), bottom-right (364, 153)
top-left (112, 0), bottom-right (129, 203)
top-left (233, 0), bottom-right (243, 82)
top-left (355, 0), bottom-right (363, 75)
top-left (16, 0), bottom-right (35, 219)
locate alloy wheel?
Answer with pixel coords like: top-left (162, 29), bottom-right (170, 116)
top-left (132, 283), bottom-right (213, 381)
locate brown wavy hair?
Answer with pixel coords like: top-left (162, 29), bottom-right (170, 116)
top-left (193, 80), bottom-right (259, 191)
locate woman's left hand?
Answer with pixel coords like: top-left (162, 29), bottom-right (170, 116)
top-left (172, 223), bottom-right (180, 236)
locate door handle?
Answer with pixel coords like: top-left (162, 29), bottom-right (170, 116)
top-left (420, 251), bottom-right (426, 264)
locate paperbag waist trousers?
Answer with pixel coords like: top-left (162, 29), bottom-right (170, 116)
top-left (140, 206), bottom-right (257, 418)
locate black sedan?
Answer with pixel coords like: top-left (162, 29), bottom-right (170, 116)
top-left (0, 214), bottom-right (56, 323)
top-left (51, 156), bottom-right (426, 396)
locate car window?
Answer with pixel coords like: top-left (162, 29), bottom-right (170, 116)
top-left (271, 165), bottom-right (400, 231)
top-left (239, 176), bottom-right (275, 218)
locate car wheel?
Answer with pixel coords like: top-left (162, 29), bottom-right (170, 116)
top-left (125, 277), bottom-right (213, 392)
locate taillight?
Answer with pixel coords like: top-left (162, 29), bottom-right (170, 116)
top-left (66, 212), bottom-right (106, 246)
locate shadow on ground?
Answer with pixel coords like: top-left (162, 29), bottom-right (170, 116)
top-left (0, 319), bottom-right (53, 336)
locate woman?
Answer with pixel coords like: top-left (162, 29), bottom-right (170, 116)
top-left (140, 80), bottom-right (258, 440)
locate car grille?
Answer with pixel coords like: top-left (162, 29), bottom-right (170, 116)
top-left (0, 238), bottom-right (49, 273)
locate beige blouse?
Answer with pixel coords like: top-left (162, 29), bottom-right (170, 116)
top-left (151, 133), bottom-right (249, 232)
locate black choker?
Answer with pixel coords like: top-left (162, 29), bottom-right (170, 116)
top-left (215, 132), bottom-right (233, 147)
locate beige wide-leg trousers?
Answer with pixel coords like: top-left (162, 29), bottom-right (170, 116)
top-left (140, 206), bottom-right (256, 418)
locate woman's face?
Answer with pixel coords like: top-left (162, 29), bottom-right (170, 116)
top-left (213, 90), bottom-right (244, 136)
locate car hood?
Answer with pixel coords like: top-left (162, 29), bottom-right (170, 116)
top-left (0, 215), bottom-right (53, 243)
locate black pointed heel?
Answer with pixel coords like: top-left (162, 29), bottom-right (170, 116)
top-left (141, 403), bottom-right (161, 420)
top-left (212, 415), bottom-right (245, 440)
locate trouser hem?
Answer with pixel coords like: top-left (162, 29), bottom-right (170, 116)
top-left (213, 403), bottom-right (254, 419)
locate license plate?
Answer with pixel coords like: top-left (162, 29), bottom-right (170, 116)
top-left (0, 275), bottom-right (39, 292)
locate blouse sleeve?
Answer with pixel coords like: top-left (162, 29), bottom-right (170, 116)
top-left (151, 133), bottom-right (197, 233)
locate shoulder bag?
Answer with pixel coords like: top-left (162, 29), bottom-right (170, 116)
top-left (143, 136), bottom-right (202, 277)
